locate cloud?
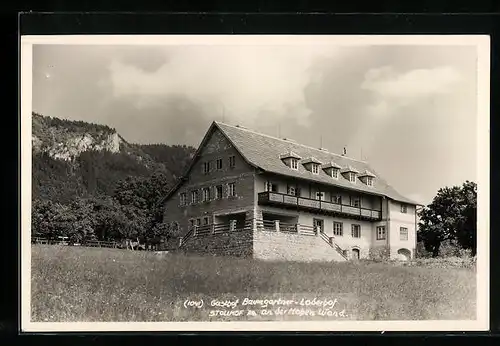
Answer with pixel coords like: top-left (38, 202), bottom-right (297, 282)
top-left (345, 65), bottom-right (463, 155)
top-left (107, 45), bottom-right (340, 127)
top-left (361, 65), bottom-right (462, 118)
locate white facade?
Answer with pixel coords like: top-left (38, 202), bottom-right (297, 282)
top-left (254, 173), bottom-right (417, 260)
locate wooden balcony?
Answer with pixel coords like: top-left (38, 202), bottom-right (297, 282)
top-left (258, 191), bottom-right (382, 221)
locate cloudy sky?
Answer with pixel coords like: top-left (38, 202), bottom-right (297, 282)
top-left (32, 42), bottom-right (479, 205)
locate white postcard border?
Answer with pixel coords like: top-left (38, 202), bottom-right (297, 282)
top-left (20, 34), bottom-right (490, 332)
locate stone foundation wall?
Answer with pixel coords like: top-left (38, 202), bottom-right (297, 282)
top-left (253, 230), bottom-right (347, 262)
top-left (176, 229), bottom-right (383, 263)
top-left (179, 229), bottom-right (253, 258)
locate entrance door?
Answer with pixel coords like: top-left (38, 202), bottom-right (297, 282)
top-left (352, 248), bottom-right (360, 260)
top-left (313, 219), bottom-right (324, 234)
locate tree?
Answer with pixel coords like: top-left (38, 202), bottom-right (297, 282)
top-left (455, 181), bottom-right (477, 255)
top-left (417, 181), bottom-right (477, 257)
top-left (93, 197), bottom-right (128, 241)
top-left (113, 171), bottom-right (173, 215)
top-left (67, 197), bottom-right (98, 244)
top-left (146, 222), bottom-right (172, 250)
top-left (113, 171), bottom-right (173, 241)
top-left (32, 199), bottom-right (62, 239)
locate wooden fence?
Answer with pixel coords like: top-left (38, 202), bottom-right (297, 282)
top-left (31, 237), bottom-right (164, 251)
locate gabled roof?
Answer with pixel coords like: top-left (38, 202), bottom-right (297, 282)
top-left (301, 157), bottom-right (323, 165)
top-left (279, 151), bottom-right (302, 160)
top-left (160, 121), bottom-right (420, 206)
top-left (321, 161), bottom-right (342, 170)
top-left (359, 170), bottom-right (376, 178)
top-left (340, 165), bottom-right (360, 174)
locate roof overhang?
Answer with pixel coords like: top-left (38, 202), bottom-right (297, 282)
top-left (279, 151), bottom-right (302, 160)
top-left (301, 157), bottom-right (323, 165)
top-left (340, 166), bottom-right (360, 174)
top-left (321, 162), bottom-right (342, 169)
top-left (358, 170), bottom-right (376, 178)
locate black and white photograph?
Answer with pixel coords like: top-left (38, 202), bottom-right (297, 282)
top-left (20, 34), bottom-right (489, 332)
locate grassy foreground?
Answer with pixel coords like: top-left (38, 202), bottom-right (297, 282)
top-left (31, 245), bottom-right (476, 322)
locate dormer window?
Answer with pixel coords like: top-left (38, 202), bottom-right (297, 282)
top-left (301, 157), bottom-right (323, 174)
top-left (279, 151), bottom-right (302, 170)
top-left (359, 170), bottom-right (376, 186)
top-left (341, 166), bottom-right (359, 183)
top-left (322, 162), bottom-right (341, 179)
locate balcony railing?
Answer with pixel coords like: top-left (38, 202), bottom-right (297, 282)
top-left (258, 191), bottom-right (382, 220)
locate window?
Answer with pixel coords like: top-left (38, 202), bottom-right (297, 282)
top-left (351, 196), bottom-right (361, 207)
top-left (400, 227), bottom-right (408, 241)
top-left (202, 187), bottom-right (211, 202)
top-left (315, 191), bottom-right (324, 200)
top-left (229, 155), bottom-right (236, 168)
top-left (287, 185), bottom-right (296, 196)
top-left (376, 226), bottom-right (386, 240)
top-left (291, 158), bottom-right (298, 170)
top-left (203, 216), bottom-right (210, 225)
top-left (311, 164), bottom-right (319, 174)
top-left (401, 203), bottom-right (408, 213)
top-left (191, 190), bottom-right (199, 204)
top-left (351, 224), bottom-right (361, 238)
top-left (332, 195), bottom-right (342, 204)
top-left (203, 161), bottom-right (211, 174)
top-left (228, 183), bottom-right (236, 197)
top-left (265, 181), bottom-right (278, 192)
top-left (333, 222), bottom-right (343, 236)
top-left (216, 158), bottom-right (223, 170)
top-left (331, 169), bottom-right (339, 179)
top-left (215, 185), bottom-right (223, 199)
top-left (366, 176), bottom-right (374, 186)
top-left (348, 172), bottom-right (357, 183)
top-left (313, 219), bottom-right (324, 233)
top-left (180, 192), bottom-right (187, 206)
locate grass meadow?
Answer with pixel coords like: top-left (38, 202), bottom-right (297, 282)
top-left (30, 244), bottom-right (476, 322)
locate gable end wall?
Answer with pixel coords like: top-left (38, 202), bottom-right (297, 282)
top-left (162, 127), bottom-right (256, 248)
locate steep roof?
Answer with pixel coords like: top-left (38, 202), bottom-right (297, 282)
top-left (215, 121), bottom-right (418, 205)
top-left (160, 121), bottom-right (420, 206)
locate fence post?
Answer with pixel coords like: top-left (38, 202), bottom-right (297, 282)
top-left (179, 237), bottom-right (183, 247)
top-left (275, 220), bottom-right (280, 232)
top-left (296, 223), bottom-right (301, 235)
top-left (193, 225), bottom-right (198, 236)
top-left (211, 223), bottom-right (215, 234)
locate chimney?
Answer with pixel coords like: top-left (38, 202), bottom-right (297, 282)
top-left (342, 147), bottom-right (347, 156)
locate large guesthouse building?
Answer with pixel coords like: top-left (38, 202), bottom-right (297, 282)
top-left (161, 121), bottom-right (420, 262)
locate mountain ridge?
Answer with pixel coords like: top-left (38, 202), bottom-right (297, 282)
top-left (32, 112), bottom-right (196, 204)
